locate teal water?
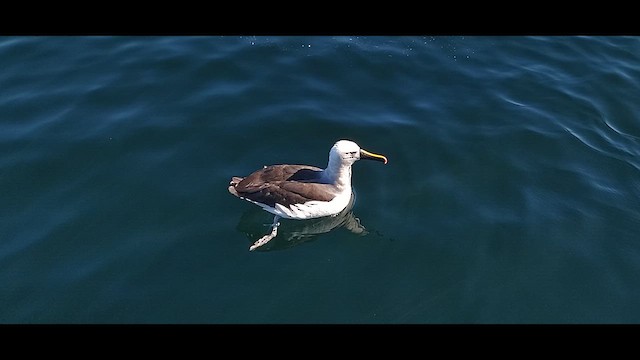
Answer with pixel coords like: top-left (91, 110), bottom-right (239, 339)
top-left (1, 36), bottom-right (640, 323)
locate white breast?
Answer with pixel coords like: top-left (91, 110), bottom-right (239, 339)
top-left (262, 188), bottom-right (352, 220)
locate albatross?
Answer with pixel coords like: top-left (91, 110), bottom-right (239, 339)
top-left (228, 140), bottom-right (388, 251)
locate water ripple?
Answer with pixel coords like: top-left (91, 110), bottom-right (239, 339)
top-left (3, 36), bottom-right (640, 323)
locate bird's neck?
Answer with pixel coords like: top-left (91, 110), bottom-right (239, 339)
top-left (323, 159), bottom-right (352, 189)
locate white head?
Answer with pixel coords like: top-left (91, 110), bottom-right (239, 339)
top-left (328, 140), bottom-right (388, 168)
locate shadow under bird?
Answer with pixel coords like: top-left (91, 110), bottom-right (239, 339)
top-left (235, 192), bottom-right (368, 252)
top-left (228, 139), bottom-right (388, 251)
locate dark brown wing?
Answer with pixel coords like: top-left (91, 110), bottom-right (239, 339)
top-left (228, 176), bottom-right (244, 197)
top-left (230, 165), bottom-right (336, 207)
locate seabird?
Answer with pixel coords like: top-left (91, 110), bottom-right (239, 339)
top-left (228, 139), bottom-right (388, 251)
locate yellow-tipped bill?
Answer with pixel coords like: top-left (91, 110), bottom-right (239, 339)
top-left (360, 149), bottom-right (388, 164)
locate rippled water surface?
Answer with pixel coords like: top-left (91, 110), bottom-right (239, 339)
top-left (1, 36), bottom-right (640, 323)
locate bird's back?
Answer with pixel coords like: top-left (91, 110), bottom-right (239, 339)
top-left (228, 164), bottom-right (335, 208)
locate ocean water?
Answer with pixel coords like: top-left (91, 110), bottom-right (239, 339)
top-left (1, 36), bottom-right (639, 323)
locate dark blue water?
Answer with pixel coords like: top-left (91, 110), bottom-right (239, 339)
top-left (1, 36), bottom-right (639, 323)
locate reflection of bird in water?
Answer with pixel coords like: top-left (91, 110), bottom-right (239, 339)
top-left (228, 140), bottom-right (387, 251)
top-left (235, 193), bottom-right (368, 252)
